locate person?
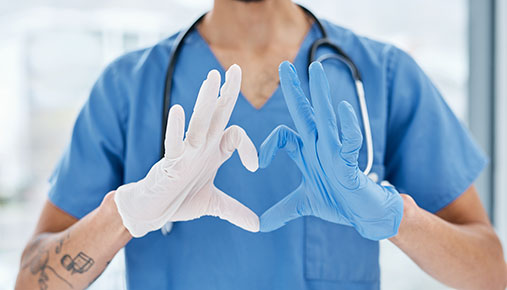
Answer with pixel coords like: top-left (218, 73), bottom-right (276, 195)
top-left (15, 0), bottom-right (507, 289)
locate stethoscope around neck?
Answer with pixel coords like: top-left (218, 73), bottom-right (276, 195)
top-left (159, 5), bottom-right (376, 183)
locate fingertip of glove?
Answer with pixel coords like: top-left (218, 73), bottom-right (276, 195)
top-left (224, 65), bottom-right (242, 90)
top-left (338, 100), bottom-right (354, 114)
top-left (248, 221), bottom-right (260, 233)
top-left (279, 60), bottom-right (291, 70)
top-left (279, 61), bottom-right (297, 75)
top-left (169, 104), bottom-right (185, 117)
top-left (239, 214), bottom-right (260, 233)
top-left (257, 148), bottom-right (270, 170)
top-left (309, 61), bottom-right (324, 73)
top-left (279, 61), bottom-right (300, 89)
top-left (170, 103), bottom-right (183, 110)
top-left (259, 222), bottom-right (276, 233)
top-left (258, 219), bottom-right (269, 232)
top-left (259, 214), bottom-right (280, 233)
top-left (246, 160), bottom-right (259, 172)
top-left (227, 64), bottom-right (242, 77)
top-left (207, 69), bottom-right (221, 83)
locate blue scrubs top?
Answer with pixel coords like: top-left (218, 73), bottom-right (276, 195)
top-left (48, 20), bottom-right (486, 290)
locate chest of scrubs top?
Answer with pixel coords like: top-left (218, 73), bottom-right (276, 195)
top-left (48, 19), bottom-right (486, 290)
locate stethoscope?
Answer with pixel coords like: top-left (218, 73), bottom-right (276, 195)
top-left (159, 5), bottom-right (376, 182)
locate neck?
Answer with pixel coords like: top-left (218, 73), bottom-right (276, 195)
top-left (200, 0), bottom-right (311, 50)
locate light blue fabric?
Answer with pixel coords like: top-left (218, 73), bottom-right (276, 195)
top-left (259, 61), bottom-right (403, 240)
top-left (48, 19), bottom-right (486, 290)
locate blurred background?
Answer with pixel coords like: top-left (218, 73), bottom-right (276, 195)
top-left (0, 0), bottom-right (506, 289)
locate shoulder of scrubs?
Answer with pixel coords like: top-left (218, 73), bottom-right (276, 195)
top-left (320, 19), bottom-right (395, 64)
top-left (383, 46), bottom-right (487, 213)
top-left (48, 34), bottom-right (179, 219)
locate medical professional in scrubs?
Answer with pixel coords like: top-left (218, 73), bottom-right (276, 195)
top-left (16, 0), bottom-right (507, 289)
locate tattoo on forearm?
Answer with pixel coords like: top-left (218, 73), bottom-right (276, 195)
top-left (61, 252), bottom-right (95, 274)
top-left (21, 234), bottom-right (73, 289)
top-left (21, 231), bottom-right (99, 289)
top-left (27, 248), bottom-right (73, 289)
top-left (55, 233), bottom-right (69, 254)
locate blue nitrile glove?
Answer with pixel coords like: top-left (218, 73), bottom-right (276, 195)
top-left (259, 61), bottom-right (403, 240)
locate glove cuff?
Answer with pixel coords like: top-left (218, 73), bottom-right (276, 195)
top-left (115, 183), bottom-right (150, 238)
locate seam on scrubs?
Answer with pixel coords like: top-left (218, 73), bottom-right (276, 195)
top-left (384, 46), bottom-right (400, 143)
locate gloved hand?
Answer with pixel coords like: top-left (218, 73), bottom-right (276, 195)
top-left (115, 64), bottom-right (259, 238)
top-left (259, 61), bottom-right (403, 240)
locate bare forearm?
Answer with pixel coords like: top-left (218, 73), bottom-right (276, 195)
top-left (390, 194), bottom-right (507, 289)
top-left (15, 191), bottom-right (131, 290)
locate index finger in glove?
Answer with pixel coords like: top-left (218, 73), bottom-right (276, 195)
top-left (186, 70), bottom-right (221, 146)
top-left (309, 62), bottom-right (340, 149)
top-left (337, 101), bottom-right (362, 166)
top-left (207, 64), bottom-right (242, 138)
top-left (164, 104), bottom-right (186, 159)
top-left (220, 125), bottom-right (259, 172)
top-left (279, 61), bottom-right (317, 141)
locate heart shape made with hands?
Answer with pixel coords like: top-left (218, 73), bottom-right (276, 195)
top-left (115, 61), bottom-right (402, 241)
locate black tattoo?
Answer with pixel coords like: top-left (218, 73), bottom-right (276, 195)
top-left (21, 231), bottom-right (98, 289)
top-left (55, 233), bottom-right (69, 254)
top-left (61, 252), bottom-right (95, 274)
top-left (21, 232), bottom-right (76, 289)
top-left (55, 240), bottom-right (64, 254)
top-left (28, 248), bottom-right (73, 289)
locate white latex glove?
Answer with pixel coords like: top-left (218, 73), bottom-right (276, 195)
top-left (114, 65), bottom-right (259, 238)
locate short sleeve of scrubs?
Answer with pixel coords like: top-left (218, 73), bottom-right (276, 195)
top-left (48, 61), bottom-right (127, 219)
top-left (385, 47), bottom-right (487, 213)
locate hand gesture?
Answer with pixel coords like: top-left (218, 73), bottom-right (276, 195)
top-left (115, 65), bottom-right (259, 237)
top-left (259, 61), bottom-right (403, 240)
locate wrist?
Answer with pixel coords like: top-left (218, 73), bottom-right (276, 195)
top-left (389, 194), bottom-right (419, 243)
top-left (99, 191), bottom-right (133, 240)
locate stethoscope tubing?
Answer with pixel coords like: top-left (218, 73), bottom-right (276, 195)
top-left (160, 5), bottom-right (374, 177)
